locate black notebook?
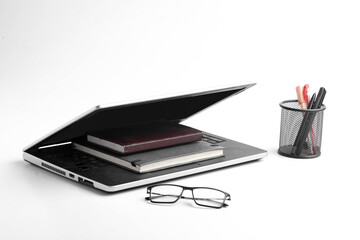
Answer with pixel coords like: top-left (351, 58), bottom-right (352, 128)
top-left (87, 123), bottom-right (203, 154)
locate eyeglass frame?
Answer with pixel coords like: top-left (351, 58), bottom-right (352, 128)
top-left (145, 184), bottom-right (231, 209)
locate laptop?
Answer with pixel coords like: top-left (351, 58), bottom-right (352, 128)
top-left (23, 83), bottom-right (267, 192)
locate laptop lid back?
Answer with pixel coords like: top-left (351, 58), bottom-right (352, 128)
top-left (24, 83), bottom-right (255, 151)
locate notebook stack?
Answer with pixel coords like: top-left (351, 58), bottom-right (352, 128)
top-left (73, 122), bottom-right (224, 173)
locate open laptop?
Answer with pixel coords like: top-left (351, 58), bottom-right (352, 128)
top-left (23, 84), bottom-right (267, 192)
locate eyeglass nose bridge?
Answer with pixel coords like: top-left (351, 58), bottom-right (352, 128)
top-left (177, 188), bottom-right (199, 203)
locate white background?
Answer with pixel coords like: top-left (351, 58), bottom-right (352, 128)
top-left (1, 1), bottom-right (359, 239)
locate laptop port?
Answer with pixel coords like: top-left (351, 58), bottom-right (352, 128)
top-left (69, 173), bottom-right (75, 178)
top-left (78, 177), bottom-right (94, 187)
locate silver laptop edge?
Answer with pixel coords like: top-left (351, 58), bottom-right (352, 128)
top-left (23, 151), bottom-right (267, 192)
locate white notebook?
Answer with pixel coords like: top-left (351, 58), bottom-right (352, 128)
top-left (73, 141), bottom-right (224, 173)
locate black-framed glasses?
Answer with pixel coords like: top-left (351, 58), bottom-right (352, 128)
top-left (145, 184), bottom-right (231, 209)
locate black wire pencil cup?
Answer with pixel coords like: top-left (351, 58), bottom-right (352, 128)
top-left (278, 100), bottom-right (326, 158)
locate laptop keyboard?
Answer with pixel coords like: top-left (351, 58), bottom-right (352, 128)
top-left (38, 146), bottom-right (110, 173)
top-left (202, 134), bottom-right (225, 144)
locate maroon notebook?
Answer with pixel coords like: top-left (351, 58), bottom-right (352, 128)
top-left (87, 123), bottom-right (203, 154)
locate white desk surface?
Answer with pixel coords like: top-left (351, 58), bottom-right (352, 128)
top-left (1, 1), bottom-right (359, 239)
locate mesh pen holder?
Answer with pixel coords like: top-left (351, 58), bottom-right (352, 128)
top-left (278, 100), bottom-right (326, 158)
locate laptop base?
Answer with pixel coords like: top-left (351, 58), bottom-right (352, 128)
top-left (23, 132), bottom-right (267, 192)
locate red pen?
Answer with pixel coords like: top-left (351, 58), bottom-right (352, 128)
top-left (303, 84), bottom-right (310, 105)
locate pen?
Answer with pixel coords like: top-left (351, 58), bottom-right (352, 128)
top-left (296, 86), bottom-right (307, 109)
top-left (292, 93), bottom-right (316, 155)
top-left (307, 93), bottom-right (316, 109)
top-left (312, 87), bottom-right (326, 110)
top-left (293, 88), bottom-right (326, 155)
top-left (294, 85), bottom-right (310, 153)
top-left (307, 93), bottom-right (317, 153)
top-left (303, 84), bottom-right (310, 105)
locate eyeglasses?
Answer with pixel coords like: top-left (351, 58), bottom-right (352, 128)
top-left (145, 184), bottom-right (231, 209)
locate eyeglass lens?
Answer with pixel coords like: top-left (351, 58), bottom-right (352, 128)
top-left (150, 185), bottom-right (183, 203)
top-left (192, 188), bottom-right (226, 208)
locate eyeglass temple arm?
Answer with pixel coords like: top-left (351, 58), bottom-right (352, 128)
top-left (181, 196), bottom-right (230, 206)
